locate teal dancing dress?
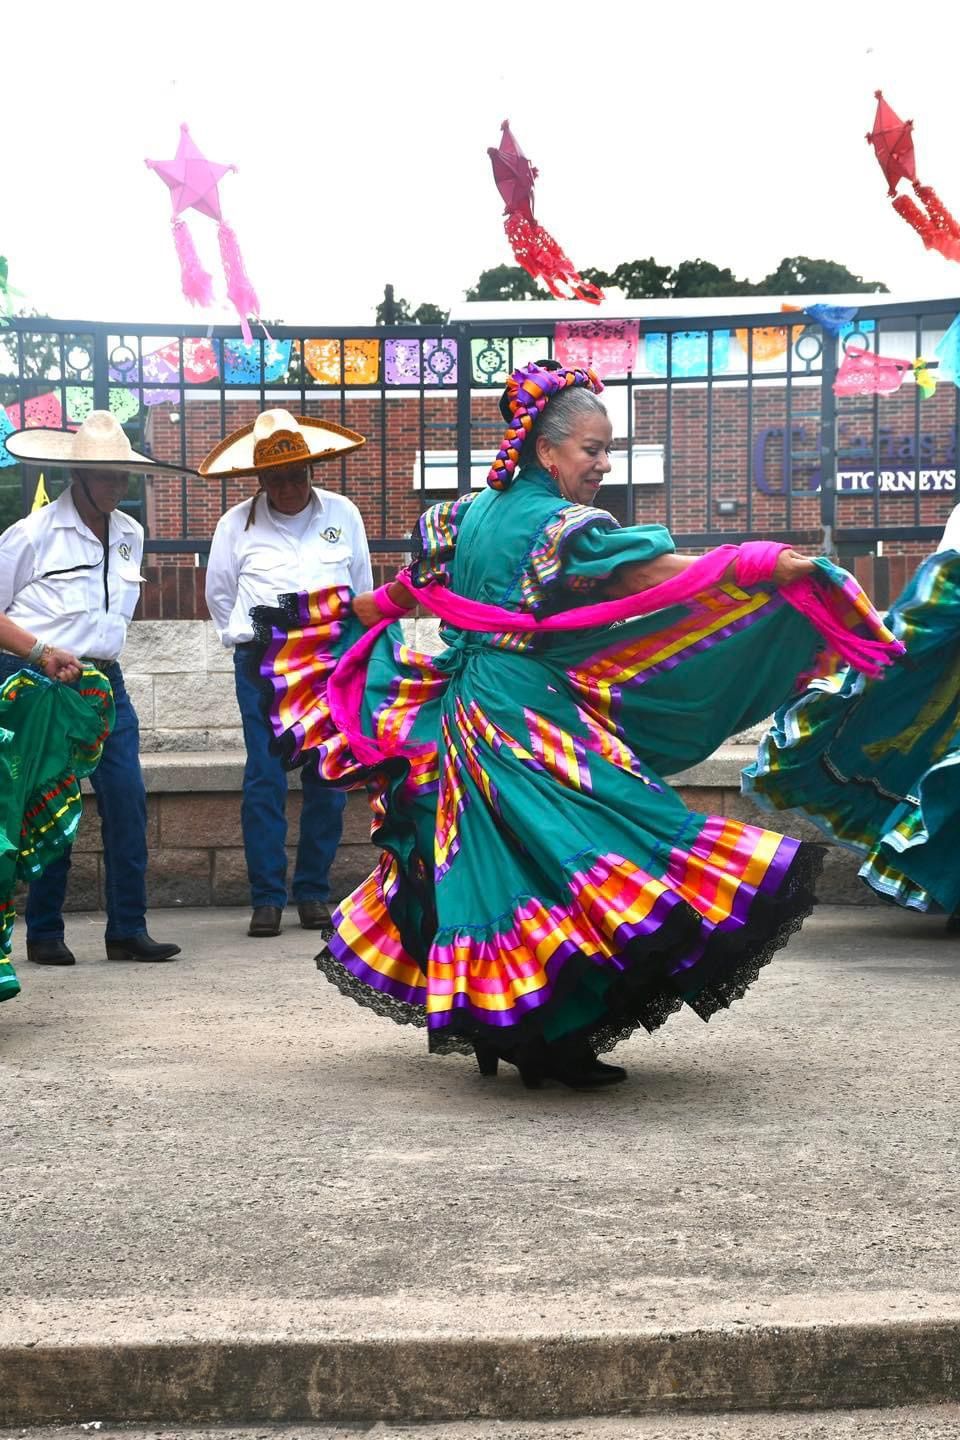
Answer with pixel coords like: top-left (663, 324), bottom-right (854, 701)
top-left (0, 667), bottom-right (114, 1002)
top-left (745, 543), bottom-right (960, 914)
top-left (257, 465), bottom-right (896, 1059)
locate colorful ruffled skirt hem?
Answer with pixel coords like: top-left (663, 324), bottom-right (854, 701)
top-left (315, 839), bottom-right (824, 1056)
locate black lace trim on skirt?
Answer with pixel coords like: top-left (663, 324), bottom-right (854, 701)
top-left (314, 842), bottom-right (825, 1057)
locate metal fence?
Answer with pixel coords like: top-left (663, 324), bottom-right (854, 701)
top-left (1, 299), bottom-right (957, 556)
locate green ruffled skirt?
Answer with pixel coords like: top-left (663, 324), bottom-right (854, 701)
top-left (0, 668), bottom-right (114, 1002)
top-left (745, 550), bottom-right (960, 912)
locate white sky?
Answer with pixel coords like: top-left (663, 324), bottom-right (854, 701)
top-left (5, 0), bottom-right (960, 327)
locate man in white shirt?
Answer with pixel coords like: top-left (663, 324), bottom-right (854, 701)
top-left (937, 502), bottom-right (960, 554)
top-left (203, 409), bottom-right (371, 938)
top-left (0, 411), bottom-right (187, 966)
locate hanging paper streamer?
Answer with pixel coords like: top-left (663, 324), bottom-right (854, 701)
top-left (867, 93), bottom-right (960, 263)
top-left (422, 338), bottom-right (457, 385)
top-left (471, 336), bottom-right (550, 385)
top-left (805, 304), bottom-right (859, 334)
top-left (65, 387), bottom-right (95, 425)
top-left (933, 313), bottom-right (960, 385)
top-left (223, 338), bottom-right (292, 385)
top-left (6, 393), bottom-right (63, 430)
top-left (0, 408), bottom-right (17, 467)
top-left (0, 256), bottom-right (22, 324)
top-left (837, 318), bottom-right (875, 344)
top-left (912, 358), bottom-right (937, 398)
top-left (108, 388), bottom-right (140, 423)
top-left (30, 473), bottom-right (50, 511)
top-left (108, 337), bottom-right (221, 405)
top-left (833, 347), bottom-right (913, 397)
top-left (554, 319), bottom-right (640, 376)
top-left (383, 338), bottom-right (458, 386)
top-left (137, 347), bottom-right (181, 405)
top-left (384, 339), bottom-right (422, 385)
top-left (152, 338), bottom-right (220, 384)
top-left (146, 124), bottom-right (261, 339)
top-left (303, 339), bottom-right (380, 385)
top-left (644, 330), bottom-right (731, 378)
top-left (487, 121), bottom-right (603, 304)
top-left (736, 307), bottom-right (803, 363)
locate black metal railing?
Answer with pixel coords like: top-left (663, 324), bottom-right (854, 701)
top-left (1, 299), bottom-right (957, 556)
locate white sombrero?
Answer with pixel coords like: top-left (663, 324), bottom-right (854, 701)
top-left (4, 410), bottom-right (194, 473)
top-left (198, 408), bottom-right (366, 478)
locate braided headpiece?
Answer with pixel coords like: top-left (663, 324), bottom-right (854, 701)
top-left (487, 361), bottom-right (604, 489)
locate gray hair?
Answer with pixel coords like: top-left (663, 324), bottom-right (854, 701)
top-left (531, 387), bottom-right (608, 455)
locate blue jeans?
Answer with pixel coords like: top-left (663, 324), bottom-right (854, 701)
top-left (233, 646), bottom-right (345, 908)
top-left (0, 656), bottom-right (148, 941)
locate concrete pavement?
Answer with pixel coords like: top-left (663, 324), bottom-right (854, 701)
top-left (4, 904), bottom-right (960, 1424)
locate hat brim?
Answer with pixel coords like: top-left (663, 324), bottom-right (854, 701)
top-left (4, 427), bottom-right (194, 474)
top-left (198, 417), bottom-right (366, 478)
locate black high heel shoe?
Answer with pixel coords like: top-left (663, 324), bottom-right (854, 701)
top-left (473, 1043), bottom-right (500, 1077)
top-left (518, 1038), bottom-right (627, 1090)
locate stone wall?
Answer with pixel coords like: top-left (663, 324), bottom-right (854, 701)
top-left (124, 616), bottom-right (443, 753)
top-left (62, 758), bottom-right (376, 914)
top-left (49, 748), bottom-right (879, 915)
top-left (124, 621), bottom-right (244, 753)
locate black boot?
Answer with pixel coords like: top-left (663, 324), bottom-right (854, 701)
top-left (105, 932), bottom-right (181, 962)
top-left (26, 938), bottom-right (76, 966)
top-left (248, 906), bottom-right (282, 938)
top-left (518, 1037), bottom-right (627, 1090)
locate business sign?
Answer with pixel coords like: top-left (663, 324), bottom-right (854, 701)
top-left (754, 423), bottom-right (957, 495)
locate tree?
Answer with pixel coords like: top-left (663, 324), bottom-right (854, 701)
top-left (757, 256), bottom-right (888, 294)
top-left (669, 259), bottom-right (756, 298)
top-left (0, 310), bottom-right (63, 394)
top-left (464, 266), bottom-right (542, 302)
top-left (0, 311), bottom-right (65, 532)
top-left (466, 254), bottom-right (888, 302)
top-left (375, 285), bottom-right (447, 325)
top-left (0, 475), bottom-right (25, 532)
top-left (581, 257), bottom-right (672, 299)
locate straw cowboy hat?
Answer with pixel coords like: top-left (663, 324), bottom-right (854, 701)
top-left (4, 409), bottom-right (193, 472)
top-left (198, 408), bottom-right (365, 479)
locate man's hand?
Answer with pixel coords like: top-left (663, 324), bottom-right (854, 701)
top-left (352, 581), bottom-right (417, 628)
top-left (772, 549), bottom-right (817, 586)
top-left (352, 591), bottom-right (385, 628)
top-left (39, 646), bottom-right (82, 683)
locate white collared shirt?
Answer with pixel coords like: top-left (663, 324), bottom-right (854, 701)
top-left (205, 486), bottom-right (373, 646)
top-left (0, 488), bottom-right (144, 660)
top-left (937, 503), bottom-right (960, 554)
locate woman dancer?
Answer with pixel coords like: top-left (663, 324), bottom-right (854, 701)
top-left (253, 362), bottom-right (902, 1088)
top-left (0, 618), bottom-right (112, 1002)
top-left (745, 504), bottom-right (960, 925)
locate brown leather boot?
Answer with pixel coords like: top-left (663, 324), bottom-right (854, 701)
top-left (297, 901), bottom-right (333, 930)
top-left (248, 905), bottom-right (282, 938)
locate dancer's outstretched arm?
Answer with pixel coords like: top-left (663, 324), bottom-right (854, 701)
top-left (605, 548), bottom-right (815, 597)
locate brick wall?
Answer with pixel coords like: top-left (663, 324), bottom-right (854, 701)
top-left (136, 385), bottom-right (959, 617)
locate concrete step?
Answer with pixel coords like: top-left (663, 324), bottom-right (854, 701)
top-left (5, 1325), bottom-right (960, 1428)
top-left (10, 1405), bottom-right (960, 1438)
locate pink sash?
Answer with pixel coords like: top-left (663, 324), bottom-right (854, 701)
top-left (324, 541), bottom-right (902, 765)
